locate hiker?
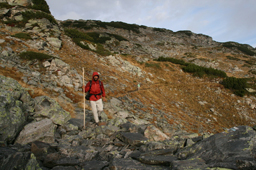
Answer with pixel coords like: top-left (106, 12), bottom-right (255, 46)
top-left (83, 72), bottom-right (106, 126)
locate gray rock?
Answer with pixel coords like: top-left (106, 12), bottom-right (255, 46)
top-left (52, 166), bottom-right (77, 170)
top-left (109, 158), bottom-right (170, 170)
top-left (47, 37), bottom-right (62, 50)
top-left (171, 158), bottom-right (208, 170)
top-left (0, 75), bottom-right (34, 144)
top-left (0, 39), bottom-right (5, 43)
top-left (0, 147), bottom-right (41, 170)
top-left (34, 96), bottom-right (71, 125)
top-left (31, 141), bottom-right (57, 161)
top-left (177, 126), bottom-right (256, 169)
top-left (15, 118), bottom-right (56, 145)
top-left (81, 160), bottom-right (109, 170)
top-left (6, 0), bottom-right (33, 6)
top-left (135, 155), bottom-right (176, 166)
top-left (116, 132), bottom-right (148, 146)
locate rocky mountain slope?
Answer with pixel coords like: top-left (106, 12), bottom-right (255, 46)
top-left (0, 0), bottom-right (256, 169)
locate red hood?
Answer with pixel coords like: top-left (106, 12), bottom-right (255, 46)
top-left (92, 72), bottom-right (99, 80)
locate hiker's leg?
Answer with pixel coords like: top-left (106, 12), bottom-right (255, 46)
top-left (97, 99), bottom-right (103, 112)
top-left (96, 99), bottom-right (103, 120)
top-left (90, 100), bottom-right (99, 123)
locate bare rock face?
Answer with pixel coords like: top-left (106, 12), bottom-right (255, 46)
top-left (2, 0), bottom-right (32, 6)
top-left (15, 118), bottom-right (56, 145)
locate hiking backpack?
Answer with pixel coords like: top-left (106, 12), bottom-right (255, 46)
top-left (85, 80), bottom-right (102, 100)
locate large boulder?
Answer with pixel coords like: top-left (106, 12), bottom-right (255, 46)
top-left (33, 96), bottom-right (71, 125)
top-left (0, 147), bottom-right (41, 170)
top-left (15, 118), bottom-right (56, 145)
top-left (0, 75), bottom-right (34, 144)
top-left (46, 37), bottom-right (62, 50)
top-left (177, 126), bottom-right (256, 169)
top-left (144, 125), bottom-right (170, 141)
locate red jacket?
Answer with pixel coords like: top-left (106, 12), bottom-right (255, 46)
top-left (84, 72), bottom-right (106, 101)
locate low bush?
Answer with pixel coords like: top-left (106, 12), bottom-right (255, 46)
top-left (4, 11), bottom-right (57, 27)
top-left (153, 28), bottom-right (166, 32)
top-left (145, 63), bottom-right (161, 69)
top-left (176, 30), bottom-right (193, 36)
top-left (226, 56), bottom-right (240, 61)
top-left (222, 77), bottom-right (247, 97)
top-left (182, 64), bottom-right (227, 78)
top-left (155, 56), bottom-right (188, 66)
top-left (0, 2), bottom-right (13, 9)
top-left (62, 20), bottom-right (144, 34)
top-left (22, 11), bottom-right (56, 24)
top-left (19, 51), bottom-right (54, 61)
top-left (107, 33), bottom-right (128, 41)
top-left (184, 52), bottom-right (197, 58)
top-left (30, 0), bottom-right (51, 14)
top-left (244, 58), bottom-right (256, 66)
top-left (156, 56), bottom-right (227, 78)
top-left (96, 44), bottom-right (111, 56)
top-left (12, 33), bottom-right (32, 40)
top-left (156, 42), bottom-right (165, 46)
top-left (222, 42), bottom-right (256, 56)
top-left (64, 29), bottom-right (111, 56)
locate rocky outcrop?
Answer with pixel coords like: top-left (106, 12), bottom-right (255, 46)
top-left (0, 75), bottom-right (34, 145)
top-left (15, 118), bottom-right (56, 145)
top-left (177, 126), bottom-right (256, 169)
top-left (0, 0), bottom-right (32, 6)
top-left (33, 96), bottom-right (71, 125)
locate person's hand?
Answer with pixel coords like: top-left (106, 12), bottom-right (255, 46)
top-left (102, 97), bottom-right (107, 102)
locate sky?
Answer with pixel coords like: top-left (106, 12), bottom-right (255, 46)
top-left (45, 0), bottom-right (256, 48)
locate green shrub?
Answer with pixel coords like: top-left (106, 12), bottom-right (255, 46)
top-left (153, 28), bottom-right (166, 32)
top-left (107, 33), bottom-right (128, 41)
top-left (145, 63), bottom-right (161, 69)
top-left (156, 56), bottom-right (227, 78)
top-left (222, 77), bottom-right (248, 97)
top-left (12, 33), bottom-right (32, 40)
top-left (22, 11), bottom-right (56, 24)
top-left (182, 64), bottom-right (227, 78)
top-left (0, 2), bottom-right (13, 9)
top-left (62, 20), bottom-right (143, 34)
top-left (64, 29), bottom-right (111, 56)
top-left (4, 11), bottom-right (57, 27)
top-left (19, 51), bottom-right (54, 61)
top-left (135, 43), bottom-right (142, 48)
top-left (31, 0), bottom-right (51, 14)
top-left (156, 42), bottom-right (165, 46)
top-left (226, 55), bottom-right (240, 61)
top-left (249, 70), bottom-right (256, 75)
top-left (244, 58), bottom-right (256, 66)
top-left (155, 56), bottom-right (188, 66)
top-left (184, 52), bottom-right (197, 58)
top-left (176, 30), bottom-right (193, 36)
top-left (96, 44), bottom-right (111, 56)
top-left (222, 41), bottom-right (256, 56)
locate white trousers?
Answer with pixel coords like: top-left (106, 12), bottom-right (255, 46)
top-left (90, 99), bottom-right (103, 123)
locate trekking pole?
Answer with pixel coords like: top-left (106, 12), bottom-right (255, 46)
top-left (82, 68), bottom-right (85, 129)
